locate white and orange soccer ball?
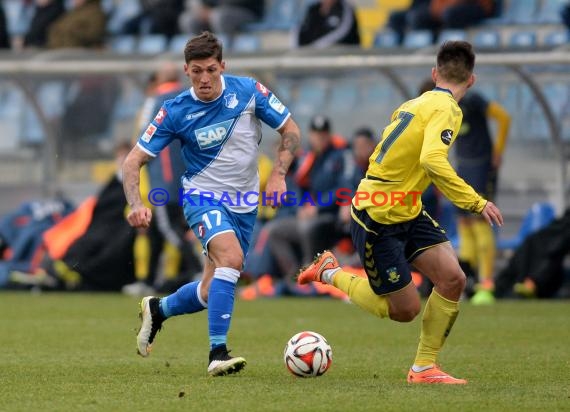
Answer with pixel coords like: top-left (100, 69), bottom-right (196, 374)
top-left (283, 331), bottom-right (333, 377)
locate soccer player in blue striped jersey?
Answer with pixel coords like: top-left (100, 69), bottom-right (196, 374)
top-left (298, 41), bottom-right (504, 384)
top-left (122, 31), bottom-right (301, 376)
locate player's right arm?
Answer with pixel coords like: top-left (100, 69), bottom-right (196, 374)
top-left (125, 102), bottom-right (177, 228)
top-left (123, 146), bottom-right (153, 229)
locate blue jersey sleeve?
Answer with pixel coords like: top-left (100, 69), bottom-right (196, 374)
top-left (136, 103), bottom-right (176, 157)
top-left (252, 79), bottom-right (291, 130)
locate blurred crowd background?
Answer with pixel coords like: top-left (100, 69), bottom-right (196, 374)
top-left (0, 0), bottom-right (569, 300)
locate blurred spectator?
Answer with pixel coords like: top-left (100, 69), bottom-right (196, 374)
top-left (5, 142), bottom-right (138, 292)
top-left (24, 0), bottom-right (66, 48)
top-left (292, 0), bottom-right (360, 48)
top-left (47, 0), bottom-right (107, 49)
top-left (239, 154), bottom-right (301, 298)
top-left (388, 0), bottom-right (497, 44)
top-left (562, 2), bottom-right (570, 30)
top-left (0, 3), bottom-right (9, 49)
top-left (495, 208), bottom-right (570, 299)
top-left (387, 0), bottom-right (430, 45)
top-left (123, 61), bottom-right (202, 296)
top-left (0, 196), bottom-right (75, 288)
top-left (337, 127), bottom-right (376, 236)
top-left (122, 0), bottom-right (184, 40)
top-left (178, 0), bottom-right (264, 42)
top-left (266, 114), bottom-right (347, 288)
top-left (455, 89), bottom-right (510, 305)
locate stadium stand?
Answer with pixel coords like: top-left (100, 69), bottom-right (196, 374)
top-left (508, 30), bottom-right (539, 48)
top-left (137, 34), bottom-right (168, 55)
top-left (373, 29), bottom-right (399, 49)
top-left (245, 0), bottom-right (303, 32)
top-left (537, 0), bottom-right (566, 23)
top-left (437, 29), bottom-right (469, 43)
top-left (472, 29), bottom-right (502, 49)
top-left (232, 33), bottom-right (262, 54)
top-left (403, 30), bottom-right (432, 49)
top-left (109, 35), bottom-right (137, 54)
top-left (496, 201), bottom-right (556, 250)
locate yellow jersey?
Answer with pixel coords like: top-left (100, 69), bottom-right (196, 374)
top-left (353, 88), bottom-right (486, 225)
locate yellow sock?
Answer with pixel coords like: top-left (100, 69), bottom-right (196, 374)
top-left (133, 233), bottom-right (151, 281)
top-left (333, 270), bottom-right (389, 318)
top-left (472, 220), bottom-right (496, 288)
top-left (414, 289), bottom-right (459, 367)
top-left (53, 260), bottom-right (81, 289)
top-left (457, 221), bottom-right (477, 269)
top-left (162, 241), bottom-right (181, 280)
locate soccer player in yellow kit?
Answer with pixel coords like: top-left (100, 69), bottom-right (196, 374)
top-left (298, 41), bottom-right (503, 384)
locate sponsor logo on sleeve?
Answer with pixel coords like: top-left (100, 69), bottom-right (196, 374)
top-left (256, 81), bottom-right (270, 96)
top-left (269, 95), bottom-right (285, 114)
top-left (153, 108), bottom-right (167, 125)
top-left (142, 124), bottom-right (157, 143)
top-left (440, 129), bottom-right (453, 145)
top-left (195, 119), bottom-right (233, 149)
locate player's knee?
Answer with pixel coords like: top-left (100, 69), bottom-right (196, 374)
top-left (439, 269), bottom-right (467, 294)
top-left (389, 302), bottom-right (421, 322)
top-left (219, 254), bottom-right (243, 271)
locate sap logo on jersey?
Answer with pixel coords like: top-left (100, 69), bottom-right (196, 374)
top-left (195, 119), bottom-right (233, 149)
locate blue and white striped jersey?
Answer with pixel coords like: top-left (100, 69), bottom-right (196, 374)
top-left (137, 74), bottom-right (291, 212)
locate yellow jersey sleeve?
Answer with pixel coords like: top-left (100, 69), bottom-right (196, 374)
top-left (420, 104), bottom-right (486, 214)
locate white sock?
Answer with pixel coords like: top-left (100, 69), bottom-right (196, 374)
top-left (321, 267), bottom-right (341, 285)
top-left (412, 364), bottom-right (435, 373)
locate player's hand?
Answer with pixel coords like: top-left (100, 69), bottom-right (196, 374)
top-left (481, 201), bottom-right (503, 227)
top-left (127, 206), bottom-right (152, 229)
top-left (264, 173), bottom-right (287, 208)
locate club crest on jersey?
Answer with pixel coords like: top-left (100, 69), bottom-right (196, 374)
top-left (195, 119), bottom-right (233, 150)
top-left (142, 124), bottom-right (156, 143)
top-left (440, 129), bottom-right (453, 145)
top-left (154, 108), bottom-right (167, 125)
top-left (224, 93), bottom-right (239, 109)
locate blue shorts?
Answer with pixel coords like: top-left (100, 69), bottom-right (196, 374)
top-left (350, 206), bottom-right (449, 295)
top-left (182, 195), bottom-right (257, 257)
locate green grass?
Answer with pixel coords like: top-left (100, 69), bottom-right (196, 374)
top-left (0, 293), bottom-right (569, 412)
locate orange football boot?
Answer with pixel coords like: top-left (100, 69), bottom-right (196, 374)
top-left (297, 250), bottom-right (339, 285)
top-left (407, 365), bottom-right (467, 384)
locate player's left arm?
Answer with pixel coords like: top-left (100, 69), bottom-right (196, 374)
top-left (420, 109), bottom-right (487, 215)
top-left (266, 117), bottom-right (301, 207)
top-left (487, 101), bottom-right (511, 169)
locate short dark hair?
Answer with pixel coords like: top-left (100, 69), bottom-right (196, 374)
top-left (309, 114), bottom-right (331, 132)
top-left (184, 31), bottom-right (223, 64)
top-left (353, 127), bottom-right (375, 141)
top-left (436, 41), bottom-right (475, 84)
top-left (418, 78), bottom-right (435, 95)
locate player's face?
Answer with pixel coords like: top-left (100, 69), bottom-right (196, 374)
top-left (184, 57), bottom-right (225, 101)
top-left (308, 130), bottom-right (331, 154)
top-left (352, 136), bottom-right (375, 167)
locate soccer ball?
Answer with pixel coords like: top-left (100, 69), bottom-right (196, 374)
top-left (283, 331), bottom-right (332, 377)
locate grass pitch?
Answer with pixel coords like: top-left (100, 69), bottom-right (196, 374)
top-left (0, 292), bottom-right (569, 412)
